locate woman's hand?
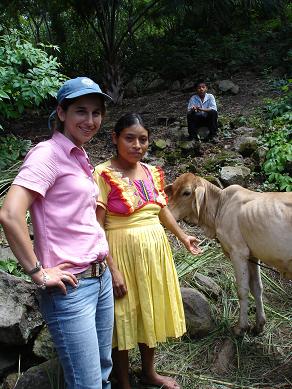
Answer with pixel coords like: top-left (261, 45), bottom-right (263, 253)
top-left (111, 268), bottom-right (127, 298)
top-left (181, 235), bottom-right (202, 255)
top-left (31, 263), bottom-right (78, 295)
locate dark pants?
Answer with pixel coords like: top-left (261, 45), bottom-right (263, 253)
top-left (187, 109), bottom-right (218, 140)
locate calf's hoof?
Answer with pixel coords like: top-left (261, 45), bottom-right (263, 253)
top-left (232, 323), bottom-right (250, 337)
top-left (251, 321), bottom-right (265, 336)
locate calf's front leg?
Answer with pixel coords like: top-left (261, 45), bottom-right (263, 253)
top-left (230, 252), bottom-right (250, 336)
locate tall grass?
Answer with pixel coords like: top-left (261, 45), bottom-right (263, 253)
top-left (129, 243), bottom-right (292, 388)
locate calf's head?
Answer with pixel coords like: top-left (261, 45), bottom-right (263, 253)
top-left (164, 173), bottom-right (206, 225)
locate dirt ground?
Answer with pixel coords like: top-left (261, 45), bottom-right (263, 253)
top-left (8, 72), bottom-right (274, 184)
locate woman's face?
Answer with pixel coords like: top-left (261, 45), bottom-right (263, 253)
top-left (113, 124), bottom-right (149, 164)
top-left (57, 94), bottom-right (104, 147)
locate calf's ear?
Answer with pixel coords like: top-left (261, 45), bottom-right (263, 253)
top-left (164, 184), bottom-right (173, 197)
top-left (193, 186), bottom-right (205, 218)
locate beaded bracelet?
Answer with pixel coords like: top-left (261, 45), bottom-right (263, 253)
top-left (33, 271), bottom-right (48, 290)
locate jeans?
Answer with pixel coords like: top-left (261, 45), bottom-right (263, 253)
top-left (39, 267), bottom-right (114, 389)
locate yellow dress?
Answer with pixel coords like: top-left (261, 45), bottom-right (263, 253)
top-left (94, 160), bottom-right (186, 350)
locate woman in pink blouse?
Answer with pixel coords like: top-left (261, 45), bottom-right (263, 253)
top-left (94, 113), bottom-right (202, 389)
top-left (0, 77), bottom-right (114, 389)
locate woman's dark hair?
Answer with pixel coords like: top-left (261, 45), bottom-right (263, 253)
top-left (53, 95), bottom-right (106, 133)
top-left (114, 113), bottom-right (150, 137)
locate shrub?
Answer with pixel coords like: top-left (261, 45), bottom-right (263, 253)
top-left (0, 29), bottom-right (66, 119)
top-left (0, 135), bottom-right (31, 170)
top-left (261, 80), bottom-right (292, 191)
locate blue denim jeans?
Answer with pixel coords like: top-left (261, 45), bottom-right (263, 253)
top-left (39, 268), bottom-right (114, 389)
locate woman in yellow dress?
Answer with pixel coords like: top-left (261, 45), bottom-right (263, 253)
top-left (94, 113), bottom-right (201, 389)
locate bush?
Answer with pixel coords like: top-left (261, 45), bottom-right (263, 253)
top-left (0, 135), bottom-right (31, 170)
top-left (261, 80), bottom-right (292, 191)
top-left (0, 29), bottom-right (66, 119)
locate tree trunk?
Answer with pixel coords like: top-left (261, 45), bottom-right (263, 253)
top-left (103, 61), bottom-right (124, 105)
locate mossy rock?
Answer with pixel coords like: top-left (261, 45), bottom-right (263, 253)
top-left (202, 151), bottom-right (241, 173)
top-left (152, 139), bottom-right (169, 150)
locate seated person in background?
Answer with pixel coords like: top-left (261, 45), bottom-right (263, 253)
top-left (187, 80), bottom-right (218, 141)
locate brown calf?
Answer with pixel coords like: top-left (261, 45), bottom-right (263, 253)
top-left (165, 173), bottom-right (292, 335)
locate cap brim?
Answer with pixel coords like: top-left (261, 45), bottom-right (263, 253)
top-left (64, 88), bottom-right (112, 102)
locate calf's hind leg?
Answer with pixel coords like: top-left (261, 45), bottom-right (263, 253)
top-left (248, 258), bottom-right (266, 335)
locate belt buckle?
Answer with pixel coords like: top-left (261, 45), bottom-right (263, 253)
top-left (91, 260), bottom-right (107, 278)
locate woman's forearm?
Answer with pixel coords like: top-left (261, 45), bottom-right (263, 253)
top-left (159, 206), bottom-right (188, 242)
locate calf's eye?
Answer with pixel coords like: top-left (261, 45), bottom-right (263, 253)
top-left (182, 191), bottom-right (191, 197)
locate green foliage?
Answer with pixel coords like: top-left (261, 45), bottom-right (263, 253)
top-left (0, 135), bottom-right (31, 170)
top-left (0, 30), bottom-right (66, 119)
top-left (0, 259), bottom-right (30, 281)
top-left (261, 81), bottom-right (292, 191)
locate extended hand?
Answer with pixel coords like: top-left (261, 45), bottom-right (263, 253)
top-left (183, 236), bottom-right (202, 255)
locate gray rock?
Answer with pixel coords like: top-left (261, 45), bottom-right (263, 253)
top-left (0, 271), bottom-right (43, 345)
top-left (0, 247), bottom-right (16, 261)
top-left (218, 80), bottom-right (239, 93)
top-left (183, 81), bottom-right (195, 90)
top-left (33, 326), bottom-right (56, 360)
top-left (233, 126), bottom-right (256, 135)
top-left (220, 166), bottom-right (251, 186)
top-left (14, 358), bottom-right (64, 389)
top-left (234, 136), bottom-right (258, 157)
top-left (153, 139), bottom-right (168, 150)
top-left (181, 287), bottom-right (214, 337)
top-left (193, 273), bottom-right (221, 299)
top-left (211, 338), bottom-right (236, 374)
top-left (2, 372), bottom-right (19, 389)
top-left (197, 126), bottom-right (210, 140)
top-left (177, 140), bottom-right (202, 157)
top-left (230, 84), bottom-right (240, 94)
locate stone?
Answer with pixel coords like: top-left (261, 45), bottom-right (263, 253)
top-left (0, 271), bottom-right (43, 345)
top-left (0, 247), bottom-right (16, 261)
top-left (153, 139), bottom-right (167, 150)
top-left (234, 136), bottom-right (258, 157)
top-left (193, 273), bottom-right (221, 299)
top-left (211, 338), bottom-right (236, 374)
top-left (181, 287), bottom-right (214, 337)
top-left (197, 126), bottom-right (210, 140)
top-left (220, 165), bottom-right (251, 186)
top-left (233, 126), bottom-right (256, 135)
top-left (33, 326), bottom-right (56, 360)
top-left (2, 372), bottom-right (19, 389)
top-left (218, 80), bottom-right (233, 92)
top-left (14, 358), bottom-right (64, 389)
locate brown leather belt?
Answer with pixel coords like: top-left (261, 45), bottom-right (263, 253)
top-left (75, 260), bottom-right (107, 280)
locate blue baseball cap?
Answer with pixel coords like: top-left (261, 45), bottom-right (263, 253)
top-left (48, 77), bottom-right (112, 129)
top-left (57, 77), bottom-right (112, 103)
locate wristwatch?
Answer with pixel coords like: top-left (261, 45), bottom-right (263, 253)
top-left (27, 261), bottom-right (42, 275)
